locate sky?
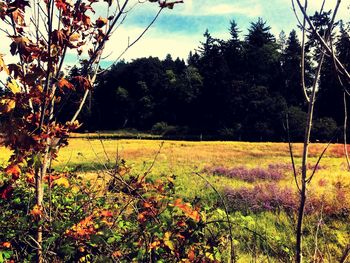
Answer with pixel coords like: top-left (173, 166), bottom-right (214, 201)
top-left (100, 0), bottom-right (350, 65)
top-left (0, 0), bottom-right (349, 70)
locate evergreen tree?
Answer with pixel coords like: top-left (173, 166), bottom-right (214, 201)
top-left (317, 21), bottom-right (350, 124)
top-left (281, 30), bottom-right (306, 106)
top-left (224, 19), bottom-right (243, 78)
top-left (244, 18), bottom-right (281, 90)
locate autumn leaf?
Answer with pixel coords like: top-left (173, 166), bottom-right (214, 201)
top-left (10, 8), bottom-right (25, 25)
top-left (55, 0), bottom-right (68, 11)
top-left (7, 79), bottom-right (20, 93)
top-left (73, 76), bottom-right (92, 90)
top-left (52, 29), bottom-right (67, 46)
top-left (10, 36), bottom-right (30, 55)
top-left (188, 248), bottom-right (195, 261)
top-left (5, 164), bottom-right (21, 179)
top-left (69, 32), bottom-right (80, 42)
top-left (57, 78), bottom-right (75, 90)
top-left (0, 242), bottom-right (11, 248)
top-left (95, 17), bottom-right (108, 28)
top-left (149, 240), bottom-right (161, 250)
top-left (100, 210), bottom-right (113, 217)
top-left (7, 63), bottom-right (22, 79)
top-left (65, 215), bottom-right (96, 239)
top-left (172, 198), bottom-right (201, 222)
top-left (163, 231), bottom-right (175, 251)
top-left (82, 14), bottom-right (91, 26)
top-left (54, 177), bottom-right (70, 188)
top-left (112, 250), bottom-right (122, 258)
top-left (26, 172), bottom-right (34, 184)
top-left (30, 204), bottom-right (43, 219)
top-left (0, 98), bottom-right (16, 113)
top-left (66, 120), bottom-right (82, 130)
top-left (0, 54), bottom-right (9, 75)
top-left (0, 184), bottom-right (14, 199)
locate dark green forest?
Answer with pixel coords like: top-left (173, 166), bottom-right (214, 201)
top-left (66, 13), bottom-right (350, 142)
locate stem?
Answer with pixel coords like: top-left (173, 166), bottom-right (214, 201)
top-left (296, 52), bottom-right (325, 263)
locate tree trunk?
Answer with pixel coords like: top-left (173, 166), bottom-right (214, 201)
top-left (35, 147), bottom-right (50, 263)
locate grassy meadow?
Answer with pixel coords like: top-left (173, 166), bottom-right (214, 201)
top-left (1, 138), bottom-right (350, 261)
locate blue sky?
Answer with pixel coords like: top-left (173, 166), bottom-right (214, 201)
top-left (101, 0), bottom-right (349, 64)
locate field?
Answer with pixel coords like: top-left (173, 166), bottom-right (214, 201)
top-left (1, 138), bottom-right (350, 261)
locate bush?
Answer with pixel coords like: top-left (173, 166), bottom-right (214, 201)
top-left (151, 122), bottom-right (175, 135)
top-left (0, 161), bottom-right (226, 262)
top-left (312, 117), bottom-right (338, 142)
top-left (151, 122), bottom-right (189, 136)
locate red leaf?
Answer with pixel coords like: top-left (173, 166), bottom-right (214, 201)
top-left (0, 184), bottom-right (13, 199)
top-left (58, 78), bottom-right (75, 90)
top-left (55, 0), bottom-right (67, 11)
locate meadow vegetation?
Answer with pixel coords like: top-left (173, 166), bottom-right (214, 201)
top-left (1, 138), bottom-right (348, 261)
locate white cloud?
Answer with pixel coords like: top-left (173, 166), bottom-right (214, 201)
top-left (170, 0), bottom-right (263, 17)
top-left (103, 25), bottom-right (199, 62)
top-left (199, 3), bottom-right (262, 17)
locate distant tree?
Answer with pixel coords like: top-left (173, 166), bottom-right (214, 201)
top-left (243, 18), bottom-right (281, 90)
top-left (224, 19), bottom-right (243, 78)
top-left (197, 29), bottom-right (231, 131)
top-left (246, 18), bottom-right (275, 47)
top-left (281, 30), bottom-right (306, 106)
top-left (317, 21), bottom-right (350, 124)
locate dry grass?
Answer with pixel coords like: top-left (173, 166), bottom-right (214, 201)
top-left (1, 139), bottom-right (349, 198)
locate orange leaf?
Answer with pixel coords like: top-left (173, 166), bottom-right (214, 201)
top-left (30, 204), bottom-right (43, 219)
top-left (173, 198), bottom-right (201, 222)
top-left (149, 240), bottom-right (160, 250)
top-left (1, 242), bottom-right (11, 248)
top-left (112, 250), bottom-right (122, 258)
top-left (0, 99), bottom-right (16, 114)
top-left (5, 164), bottom-right (21, 179)
top-left (188, 248), bottom-right (195, 261)
top-left (100, 210), bottom-right (113, 217)
top-left (58, 78), bottom-right (74, 90)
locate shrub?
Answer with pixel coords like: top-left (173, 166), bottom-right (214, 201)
top-left (0, 161), bottom-right (226, 262)
top-left (151, 122), bottom-right (176, 135)
top-left (312, 117), bottom-right (338, 142)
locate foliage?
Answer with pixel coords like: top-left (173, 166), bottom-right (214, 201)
top-left (0, 160), bottom-right (226, 262)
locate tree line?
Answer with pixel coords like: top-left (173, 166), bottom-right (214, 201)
top-left (69, 13), bottom-right (350, 142)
